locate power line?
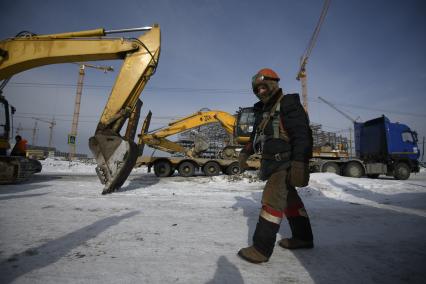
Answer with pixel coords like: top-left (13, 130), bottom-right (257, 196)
top-left (7, 82), bottom-right (251, 94)
top-left (8, 82), bottom-right (425, 118)
top-left (14, 114), bottom-right (179, 123)
top-left (310, 98), bottom-right (426, 118)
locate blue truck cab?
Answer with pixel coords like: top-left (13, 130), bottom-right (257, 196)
top-left (355, 115), bottom-right (420, 179)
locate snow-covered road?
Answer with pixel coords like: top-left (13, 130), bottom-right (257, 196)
top-left (1, 160), bottom-right (425, 283)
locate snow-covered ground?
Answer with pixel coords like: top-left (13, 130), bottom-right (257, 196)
top-left (1, 158), bottom-right (425, 283)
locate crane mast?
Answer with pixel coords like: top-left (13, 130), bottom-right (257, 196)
top-left (296, 0), bottom-right (331, 113)
top-left (69, 63), bottom-right (113, 159)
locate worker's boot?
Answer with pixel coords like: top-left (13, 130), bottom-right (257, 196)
top-left (238, 213), bottom-right (280, 264)
top-left (237, 246), bottom-right (269, 264)
top-left (279, 216), bottom-right (314, 250)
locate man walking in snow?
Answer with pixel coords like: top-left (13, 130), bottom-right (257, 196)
top-left (237, 68), bottom-right (314, 263)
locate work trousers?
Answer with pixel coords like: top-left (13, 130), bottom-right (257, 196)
top-left (252, 169), bottom-right (313, 257)
top-left (262, 169), bottom-right (308, 216)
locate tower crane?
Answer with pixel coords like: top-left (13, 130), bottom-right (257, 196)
top-left (31, 117), bottom-right (56, 148)
top-left (318, 96), bottom-right (360, 156)
top-left (297, 0), bottom-right (331, 113)
top-left (318, 96), bottom-right (359, 123)
top-left (69, 63), bottom-right (113, 159)
top-left (15, 123), bottom-right (33, 137)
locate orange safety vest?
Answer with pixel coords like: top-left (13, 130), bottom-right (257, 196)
top-left (12, 139), bottom-right (28, 156)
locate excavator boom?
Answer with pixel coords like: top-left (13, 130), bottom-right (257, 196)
top-left (0, 25), bottom-right (161, 193)
top-left (140, 110), bottom-right (238, 157)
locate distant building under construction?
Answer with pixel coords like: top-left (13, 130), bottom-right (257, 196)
top-left (176, 121), bottom-right (349, 158)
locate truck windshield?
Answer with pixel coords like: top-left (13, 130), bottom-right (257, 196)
top-left (402, 131), bottom-right (414, 143)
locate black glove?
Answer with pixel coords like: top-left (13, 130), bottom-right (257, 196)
top-left (238, 152), bottom-right (250, 171)
top-left (288, 161), bottom-right (310, 187)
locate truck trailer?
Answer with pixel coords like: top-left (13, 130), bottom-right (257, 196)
top-left (311, 115), bottom-right (420, 180)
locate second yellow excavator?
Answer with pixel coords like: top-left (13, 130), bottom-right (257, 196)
top-left (135, 108), bottom-right (259, 177)
top-left (139, 109), bottom-right (250, 157)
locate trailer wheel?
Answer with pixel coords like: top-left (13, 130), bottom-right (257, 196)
top-left (226, 162), bottom-right (241, 175)
top-left (203, 161), bottom-right (221, 176)
top-left (322, 162), bottom-right (340, 175)
top-left (394, 162), bottom-right (410, 180)
top-left (178, 161), bottom-right (196, 177)
top-left (154, 160), bottom-right (172, 177)
top-left (343, 162), bottom-right (364, 178)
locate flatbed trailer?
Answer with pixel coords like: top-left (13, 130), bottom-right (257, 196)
top-left (135, 155), bottom-right (260, 177)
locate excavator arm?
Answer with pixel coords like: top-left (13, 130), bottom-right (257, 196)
top-left (0, 25), bottom-right (161, 193)
top-left (139, 110), bottom-right (237, 157)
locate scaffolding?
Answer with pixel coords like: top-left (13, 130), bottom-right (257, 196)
top-left (176, 120), bottom-right (349, 158)
top-left (311, 123), bottom-right (349, 151)
top-left (176, 122), bottom-right (231, 159)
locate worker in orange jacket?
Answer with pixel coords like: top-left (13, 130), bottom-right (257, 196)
top-left (10, 135), bottom-right (27, 157)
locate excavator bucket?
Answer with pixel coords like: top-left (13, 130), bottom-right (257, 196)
top-left (90, 100), bottom-right (143, 194)
top-left (89, 134), bottom-right (138, 194)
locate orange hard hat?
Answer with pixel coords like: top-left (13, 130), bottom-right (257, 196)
top-left (251, 68), bottom-right (280, 98)
top-left (255, 68), bottom-right (280, 81)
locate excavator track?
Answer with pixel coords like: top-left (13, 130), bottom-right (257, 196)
top-left (0, 157), bottom-right (42, 184)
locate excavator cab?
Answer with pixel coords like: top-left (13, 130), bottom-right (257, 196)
top-left (234, 107), bottom-right (255, 143)
top-left (0, 95), bottom-right (42, 183)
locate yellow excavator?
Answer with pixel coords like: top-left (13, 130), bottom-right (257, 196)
top-left (139, 109), bottom-right (250, 157)
top-left (0, 25), bottom-right (161, 194)
top-left (135, 108), bottom-right (259, 177)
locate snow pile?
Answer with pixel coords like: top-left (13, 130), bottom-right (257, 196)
top-left (40, 158), bottom-right (97, 174)
top-left (40, 158), bottom-right (148, 174)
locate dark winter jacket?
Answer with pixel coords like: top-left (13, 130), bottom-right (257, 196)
top-left (242, 89), bottom-right (313, 179)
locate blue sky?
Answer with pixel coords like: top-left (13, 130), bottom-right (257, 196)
top-left (1, 0), bottom-right (425, 158)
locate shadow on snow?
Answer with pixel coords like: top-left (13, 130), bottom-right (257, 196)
top-left (0, 211), bottom-right (139, 284)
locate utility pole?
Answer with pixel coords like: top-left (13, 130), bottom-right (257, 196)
top-left (422, 136), bottom-right (425, 162)
top-left (69, 63), bottom-right (113, 159)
